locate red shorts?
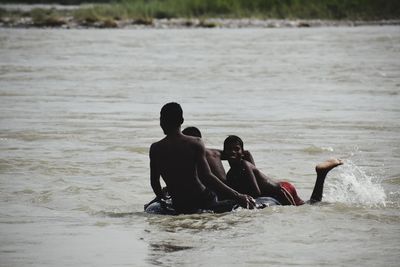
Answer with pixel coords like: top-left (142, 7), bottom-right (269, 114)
top-left (279, 182), bottom-right (305, 206)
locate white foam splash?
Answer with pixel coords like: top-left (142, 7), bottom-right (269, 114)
top-left (325, 160), bottom-right (386, 207)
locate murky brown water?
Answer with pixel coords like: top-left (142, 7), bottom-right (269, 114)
top-left (1, 26), bottom-right (399, 266)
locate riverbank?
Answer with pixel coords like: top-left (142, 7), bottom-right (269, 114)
top-left (1, 1), bottom-right (400, 29)
top-left (1, 16), bottom-right (400, 29)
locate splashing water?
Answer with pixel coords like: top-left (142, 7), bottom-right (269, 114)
top-left (325, 160), bottom-right (386, 207)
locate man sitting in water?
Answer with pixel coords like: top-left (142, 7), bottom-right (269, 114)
top-left (182, 126), bottom-right (255, 199)
top-left (149, 103), bottom-right (256, 214)
top-left (223, 135), bottom-right (343, 205)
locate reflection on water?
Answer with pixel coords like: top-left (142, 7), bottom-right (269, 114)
top-left (147, 242), bottom-right (194, 267)
top-left (150, 242), bottom-right (193, 253)
top-left (0, 26), bottom-right (399, 266)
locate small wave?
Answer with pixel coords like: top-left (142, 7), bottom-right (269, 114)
top-left (13, 189), bottom-right (35, 195)
top-left (385, 176), bottom-right (400, 185)
top-left (96, 210), bottom-right (143, 218)
top-left (31, 190), bottom-right (53, 204)
top-left (302, 145), bottom-right (334, 154)
top-left (325, 160), bottom-right (386, 207)
top-left (386, 191), bottom-right (400, 208)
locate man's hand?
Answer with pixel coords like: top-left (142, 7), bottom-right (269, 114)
top-left (236, 194), bottom-right (256, 209)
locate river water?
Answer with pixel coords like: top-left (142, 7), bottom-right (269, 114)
top-left (0, 26), bottom-right (399, 266)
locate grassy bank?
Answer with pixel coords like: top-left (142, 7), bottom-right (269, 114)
top-left (1, 0), bottom-right (399, 28)
top-left (118, 0), bottom-right (399, 19)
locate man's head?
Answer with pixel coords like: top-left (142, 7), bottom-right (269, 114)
top-left (223, 135), bottom-right (244, 162)
top-left (182, 126), bottom-right (202, 138)
top-left (160, 102), bottom-right (184, 134)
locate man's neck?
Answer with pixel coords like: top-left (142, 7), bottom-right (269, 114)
top-left (165, 128), bottom-right (181, 137)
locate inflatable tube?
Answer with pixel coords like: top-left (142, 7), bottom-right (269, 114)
top-left (144, 197), bottom-right (280, 215)
top-left (254, 196), bottom-right (281, 208)
top-left (144, 198), bottom-right (178, 215)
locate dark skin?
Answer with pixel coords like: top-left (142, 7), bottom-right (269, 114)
top-left (181, 128), bottom-right (255, 199)
top-left (204, 148), bottom-right (255, 199)
top-left (225, 143), bottom-right (283, 202)
top-left (206, 148), bottom-right (255, 183)
top-left (224, 142), bottom-right (343, 205)
top-left (150, 117), bottom-right (256, 213)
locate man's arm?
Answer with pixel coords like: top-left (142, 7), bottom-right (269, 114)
top-left (243, 150), bottom-right (255, 165)
top-left (206, 149), bottom-right (227, 183)
top-left (196, 140), bottom-right (255, 208)
top-left (221, 149), bottom-right (256, 166)
top-left (241, 161), bottom-right (262, 197)
top-left (149, 144), bottom-right (164, 200)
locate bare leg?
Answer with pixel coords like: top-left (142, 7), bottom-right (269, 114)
top-left (309, 159), bottom-right (343, 203)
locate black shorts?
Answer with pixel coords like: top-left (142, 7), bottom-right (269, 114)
top-left (199, 189), bottom-right (239, 213)
top-left (174, 189), bottom-right (238, 214)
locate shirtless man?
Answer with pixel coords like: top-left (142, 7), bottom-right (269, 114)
top-left (223, 135), bottom-right (343, 205)
top-left (149, 103), bottom-right (255, 214)
top-left (182, 126), bottom-right (255, 199)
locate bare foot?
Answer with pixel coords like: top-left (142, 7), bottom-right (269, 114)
top-left (316, 158), bottom-right (343, 175)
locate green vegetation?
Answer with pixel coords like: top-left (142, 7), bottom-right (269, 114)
top-left (30, 8), bottom-right (66, 26)
top-left (0, 0), bottom-right (114, 4)
top-left (0, 0), bottom-right (399, 27)
top-left (73, 0), bottom-right (400, 21)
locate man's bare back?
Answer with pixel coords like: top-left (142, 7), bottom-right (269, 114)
top-left (150, 103), bottom-right (255, 214)
top-left (150, 134), bottom-right (207, 210)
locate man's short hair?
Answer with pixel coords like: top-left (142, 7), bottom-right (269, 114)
top-left (182, 127), bottom-right (202, 138)
top-left (223, 135), bottom-right (244, 150)
top-left (160, 102), bottom-right (183, 128)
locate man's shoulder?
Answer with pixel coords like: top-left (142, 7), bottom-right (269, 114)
top-left (150, 138), bottom-right (166, 153)
top-left (206, 148), bottom-right (222, 158)
top-left (181, 136), bottom-right (206, 156)
top-left (150, 140), bottom-right (161, 148)
top-left (183, 135), bottom-right (203, 147)
top-left (151, 135), bottom-right (202, 149)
